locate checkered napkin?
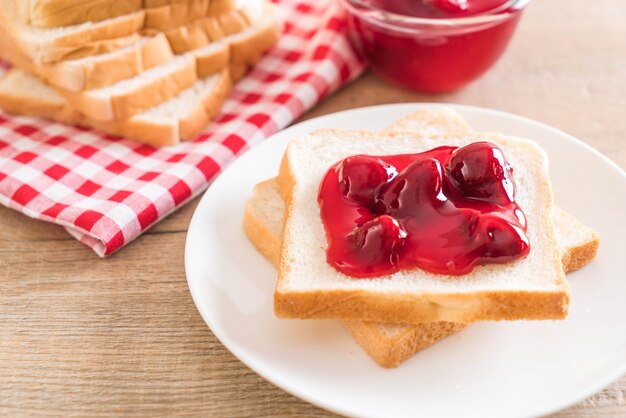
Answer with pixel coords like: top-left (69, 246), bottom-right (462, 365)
top-left (0, 0), bottom-right (366, 256)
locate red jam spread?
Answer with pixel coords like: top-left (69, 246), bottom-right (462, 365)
top-left (317, 142), bottom-right (530, 277)
top-left (344, 0), bottom-right (524, 92)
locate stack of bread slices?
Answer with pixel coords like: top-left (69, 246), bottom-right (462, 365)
top-left (243, 108), bottom-right (600, 368)
top-left (0, 0), bottom-right (281, 146)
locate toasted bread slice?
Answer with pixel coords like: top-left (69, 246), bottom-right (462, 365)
top-left (0, 68), bottom-right (231, 146)
top-left (276, 128), bottom-right (569, 324)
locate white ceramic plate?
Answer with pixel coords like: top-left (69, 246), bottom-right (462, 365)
top-left (185, 104), bottom-right (626, 418)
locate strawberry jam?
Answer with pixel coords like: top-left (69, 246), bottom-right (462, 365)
top-left (341, 0), bottom-right (529, 92)
top-left (318, 142), bottom-right (530, 277)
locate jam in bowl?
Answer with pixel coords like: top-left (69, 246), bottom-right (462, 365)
top-left (340, 0), bottom-right (531, 93)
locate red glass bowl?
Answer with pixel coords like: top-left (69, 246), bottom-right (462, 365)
top-left (340, 0), bottom-right (531, 93)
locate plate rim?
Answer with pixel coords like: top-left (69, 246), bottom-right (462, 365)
top-left (184, 103), bottom-right (626, 418)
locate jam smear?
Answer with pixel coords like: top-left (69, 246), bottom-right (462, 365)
top-left (318, 142), bottom-right (530, 278)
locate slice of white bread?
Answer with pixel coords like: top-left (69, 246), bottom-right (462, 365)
top-left (227, 4), bottom-right (280, 69)
top-left (0, 33), bottom-right (174, 92)
top-left (0, 1), bottom-right (146, 64)
top-left (552, 207), bottom-right (601, 272)
top-left (276, 129), bottom-right (569, 324)
top-left (144, 0), bottom-right (236, 14)
top-left (60, 54), bottom-right (197, 120)
top-left (46, 34), bottom-right (174, 92)
top-left (144, 0), bottom-right (202, 7)
top-left (0, 68), bottom-right (83, 124)
top-left (164, 5), bottom-right (254, 54)
top-left (145, 0), bottom-right (219, 32)
top-left (244, 177), bottom-right (599, 367)
top-left (92, 68), bottom-right (231, 144)
top-left (388, 108), bottom-right (473, 135)
top-left (0, 68), bottom-right (231, 146)
top-left (8, 33), bottom-right (143, 64)
top-left (189, 42), bottom-right (230, 79)
top-left (18, 0), bottom-right (142, 29)
top-left (189, 4), bottom-right (280, 79)
top-left (208, 0), bottom-right (238, 16)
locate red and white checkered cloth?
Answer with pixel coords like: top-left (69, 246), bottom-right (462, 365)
top-left (0, 0), bottom-right (366, 256)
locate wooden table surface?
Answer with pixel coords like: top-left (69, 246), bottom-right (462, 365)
top-left (1, 1), bottom-right (625, 416)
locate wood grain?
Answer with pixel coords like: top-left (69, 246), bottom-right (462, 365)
top-left (1, 0), bottom-right (625, 416)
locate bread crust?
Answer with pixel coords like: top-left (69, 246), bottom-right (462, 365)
top-left (144, 0), bottom-right (211, 31)
top-left (91, 69), bottom-right (231, 145)
top-left (243, 180), bottom-right (284, 267)
top-left (182, 5), bottom-right (280, 79)
top-left (144, 0), bottom-right (206, 8)
top-left (195, 44), bottom-right (230, 78)
top-left (388, 108), bottom-right (473, 134)
top-left (229, 13), bottom-right (281, 67)
top-left (209, 0), bottom-right (236, 16)
top-left (30, 34), bottom-right (174, 92)
top-left (0, 17), bottom-right (142, 65)
top-left (37, 34), bottom-right (142, 63)
top-left (80, 34), bottom-right (173, 91)
top-left (180, 69), bottom-right (232, 140)
top-left (343, 320), bottom-right (467, 368)
top-left (164, 10), bottom-right (248, 54)
top-left (562, 235), bottom-right (600, 272)
top-left (36, 11), bottom-right (146, 49)
top-left (61, 56), bottom-right (197, 121)
top-left (274, 288), bottom-right (569, 323)
top-left (0, 9), bottom-right (145, 64)
top-left (22, 0), bottom-right (142, 29)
